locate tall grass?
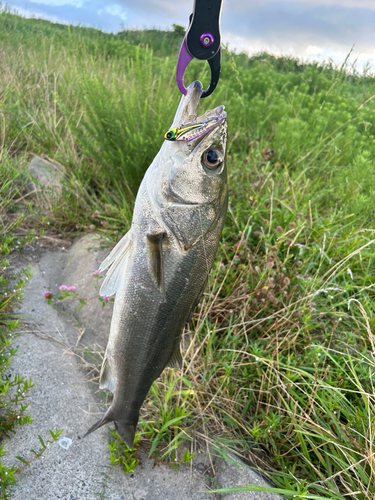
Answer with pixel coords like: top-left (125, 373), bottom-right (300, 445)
top-left (1, 9), bottom-right (375, 498)
top-left (60, 47), bottom-right (178, 198)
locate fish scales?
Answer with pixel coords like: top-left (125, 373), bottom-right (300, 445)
top-left (84, 81), bottom-right (228, 448)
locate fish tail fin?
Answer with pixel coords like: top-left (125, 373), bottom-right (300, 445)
top-left (82, 406), bottom-right (115, 439)
top-left (83, 405), bottom-right (138, 449)
top-left (114, 422), bottom-right (136, 449)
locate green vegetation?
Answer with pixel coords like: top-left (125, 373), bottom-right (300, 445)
top-left (0, 151), bottom-right (63, 499)
top-left (1, 6), bottom-right (375, 498)
top-left (0, 83), bottom-right (64, 500)
top-left (0, 154), bottom-right (33, 499)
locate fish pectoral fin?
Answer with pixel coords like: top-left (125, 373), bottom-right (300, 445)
top-left (147, 231), bottom-right (166, 293)
top-left (99, 233), bottom-right (132, 297)
top-left (168, 342), bottom-right (183, 369)
top-left (99, 355), bottom-right (116, 394)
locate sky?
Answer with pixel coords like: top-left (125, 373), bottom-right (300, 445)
top-left (5, 0), bottom-right (375, 71)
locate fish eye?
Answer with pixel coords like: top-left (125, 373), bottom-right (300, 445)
top-left (203, 149), bottom-right (222, 170)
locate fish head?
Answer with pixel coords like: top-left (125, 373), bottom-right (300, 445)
top-left (165, 81), bottom-right (227, 207)
top-left (146, 81), bottom-right (228, 249)
top-left (148, 81), bottom-right (227, 205)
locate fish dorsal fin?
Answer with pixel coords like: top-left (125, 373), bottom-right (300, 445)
top-left (168, 342), bottom-right (183, 369)
top-left (99, 231), bottom-right (132, 297)
top-left (99, 355), bottom-right (116, 394)
top-left (147, 232), bottom-right (166, 293)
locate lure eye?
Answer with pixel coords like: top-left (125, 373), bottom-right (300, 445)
top-left (165, 130), bottom-right (175, 140)
top-left (203, 149), bottom-right (222, 170)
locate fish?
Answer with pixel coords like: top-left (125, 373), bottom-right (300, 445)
top-left (84, 80), bottom-right (228, 448)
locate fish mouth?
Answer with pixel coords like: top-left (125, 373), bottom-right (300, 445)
top-left (171, 80), bottom-right (227, 134)
top-left (170, 81), bottom-right (203, 129)
top-left (186, 104), bottom-right (226, 126)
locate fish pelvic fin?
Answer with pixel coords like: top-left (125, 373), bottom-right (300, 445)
top-left (168, 342), bottom-right (183, 369)
top-left (82, 406), bottom-right (115, 439)
top-left (146, 231), bottom-right (166, 294)
top-left (99, 230), bottom-right (131, 272)
top-left (99, 231), bottom-right (132, 297)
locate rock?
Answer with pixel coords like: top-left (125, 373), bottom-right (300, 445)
top-left (28, 156), bottom-right (65, 200)
top-left (56, 233), bottom-right (113, 348)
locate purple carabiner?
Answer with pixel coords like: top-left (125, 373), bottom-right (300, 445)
top-left (175, 0), bottom-right (223, 98)
top-left (176, 35), bottom-right (221, 99)
top-left (176, 36), bottom-right (193, 96)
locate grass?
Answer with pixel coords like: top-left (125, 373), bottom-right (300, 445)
top-left (1, 6), bottom-right (375, 498)
top-left (0, 153), bottom-right (64, 499)
top-left (0, 153), bottom-right (37, 498)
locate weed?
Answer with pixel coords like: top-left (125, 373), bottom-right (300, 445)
top-left (108, 429), bottom-right (141, 473)
top-left (0, 140), bottom-right (63, 500)
top-left (14, 429), bottom-right (63, 471)
top-left (0, 153), bottom-right (34, 499)
top-left (94, 464), bottom-right (113, 499)
top-left (140, 372), bottom-right (196, 464)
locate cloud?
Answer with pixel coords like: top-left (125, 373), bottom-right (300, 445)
top-left (29, 0), bottom-right (87, 6)
top-left (5, 0), bottom-right (375, 71)
top-left (223, 30), bottom-right (375, 73)
top-left (6, 4), bottom-right (69, 24)
top-left (98, 3), bottom-right (128, 23)
top-left (7, 0), bottom-right (133, 32)
top-left (221, 2), bottom-right (375, 53)
top-left (227, 0), bottom-right (375, 11)
top-left (306, 45), bottom-right (323, 55)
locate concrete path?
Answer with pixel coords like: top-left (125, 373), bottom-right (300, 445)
top-left (4, 235), bottom-right (283, 500)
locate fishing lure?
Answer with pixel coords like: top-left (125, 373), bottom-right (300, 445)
top-left (164, 115), bottom-right (225, 142)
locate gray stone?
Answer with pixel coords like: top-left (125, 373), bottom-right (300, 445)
top-left (28, 156), bottom-right (65, 200)
top-left (56, 233), bottom-right (114, 348)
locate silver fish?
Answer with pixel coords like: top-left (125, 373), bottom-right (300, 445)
top-left (84, 81), bottom-right (228, 448)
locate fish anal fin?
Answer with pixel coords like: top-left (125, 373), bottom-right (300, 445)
top-left (168, 342), bottom-right (183, 369)
top-left (147, 232), bottom-right (166, 293)
top-left (99, 356), bottom-right (116, 394)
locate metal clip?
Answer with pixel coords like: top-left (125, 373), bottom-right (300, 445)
top-left (176, 0), bottom-right (223, 98)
